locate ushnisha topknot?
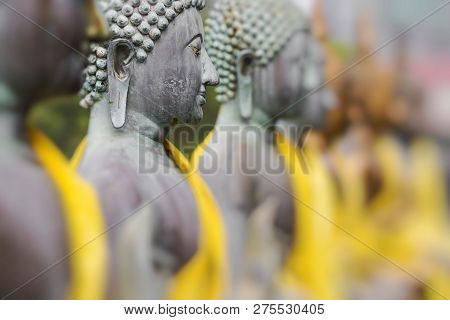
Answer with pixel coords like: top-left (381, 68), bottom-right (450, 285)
top-left (79, 0), bottom-right (206, 109)
top-left (205, 0), bottom-right (308, 103)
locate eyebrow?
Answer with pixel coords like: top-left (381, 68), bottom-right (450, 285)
top-left (185, 34), bottom-right (203, 47)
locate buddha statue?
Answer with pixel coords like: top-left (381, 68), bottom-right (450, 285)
top-left (193, 0), bottom-right (311, 298)
top-left (277, 36), bottom-right (336, 145)
top-left (0, 0), bottom-right (107, 299)
top-left (74, 0), bottom-right (224, 299)
top-left (277, 0), bottom-right (337, 146)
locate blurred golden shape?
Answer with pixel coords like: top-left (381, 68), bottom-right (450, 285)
top-left (29, 128), bottom-right (108, 300)
top-left (164, 140), bottom-right (228, 300)
top-left (276, 132), bottom-right (342, 300)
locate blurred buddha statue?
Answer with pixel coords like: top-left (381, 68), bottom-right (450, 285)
top-left (194, 0), bottom-right (314, 298)
top-left (73, 0), bottom-right (225, 300)
top-left (310, 0), bottom-right (347, 141)
top-left (273, 28), bottom-right (341, 300)
top-left (277, 36), bottom-right (336, 143)
top-left (278, 0), bottom-right (337, 147)
top-left (0, 0), bottom-right (107, 299)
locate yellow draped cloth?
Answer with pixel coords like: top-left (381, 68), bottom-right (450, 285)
top-left (275, 132), bottom-right (340, 299)
top-left (371, 137), bottom-right (450, 299)
top-left (369, 136), bottom-right (418, 274)
top-left (331, 135), bottom-right (415, 292)
top-left (71, 136), bottom-right (227, 299)
top-left (164, 140), bottom-right (228, 300)
top-left (29, 129), bottom-right (108, 300)
top-left (332, 134), bottom-right (450, 299)
top-left (408, 139), bottom-right (450, 300)
top-left (330, 139), bottom-right (373, 288)
top-left (70, 137), bottom-right (87, 170)
top-left (190, 130), bottom-right (215, 170)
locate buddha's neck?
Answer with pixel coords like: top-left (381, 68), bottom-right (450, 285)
top-left (217, 99), bottom-right (275, 144)
top-left (217, 100), bottom-right (273, 126)
top-left (250, 108), bottom-right (272, 128)
top-left (88, 98), bottom-right (166, 154)
top-left (276, 118), bottom-right (305, 141)
top-left (216, 100), bottom-right (245, 125)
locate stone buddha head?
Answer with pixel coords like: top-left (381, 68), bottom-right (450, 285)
top-left (300, 37), bottom-right (336, 129)
top-left (205, 0), bottom-right (309, 122)
top-left (0, 0), bottom-right (107, 109)
top-left (80, 0), bottom-right (219, 131)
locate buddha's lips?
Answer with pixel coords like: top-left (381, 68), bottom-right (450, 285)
top-left (196, 94), bottom-right (206, 107)
top-left (197, 86), bottom-right (207, 106)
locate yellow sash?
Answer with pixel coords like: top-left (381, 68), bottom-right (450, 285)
top-left (370, 136), bottom-right (408, 224)
top-left (369, 136), bottom-right (414, 266)
top-left (164, 140), bottom-right (227, 300)
top-left (70, 137), bottom-right (87, 170)
top-left (371, 137), bottom-right (450, 299)
top-left (329, 139), bottom-right (374, 288)
top-left (190, 129), bottom-right (215, 170)
top-left (29, 129), bottom-right (107, 300)
top-left (409, 139), bottom-right (450, 299)
top-left (410, 139), bottom-right (448, 230)
top-left (275, 132), bottom-right (340, 299)
top-left (332, 135), bottom-right (417, 289)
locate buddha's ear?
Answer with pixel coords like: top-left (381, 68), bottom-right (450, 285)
top-left (236, 50), bottom-right (254, 121)
top-left (107, 39), bottom-right (135, 129)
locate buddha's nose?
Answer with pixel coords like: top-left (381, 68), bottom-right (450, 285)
top-left (202, 49), bottom-right (220, 87)
top-left (85, 0), bottom-right (108, 41)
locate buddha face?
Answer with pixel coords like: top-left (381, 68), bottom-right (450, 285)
top-left (126, 9), bottom-right (219, 125)
top-left (300, 39), bottom-right (336, 129)
top-left (0, 0), bottom-right (107, 102)
top-left (252, 32), bottom-right (307, 120)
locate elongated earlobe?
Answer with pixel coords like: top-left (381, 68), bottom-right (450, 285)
top-left (107, 39), bottom-right (135, 129)
top-left (236, 50), bottom-right (254, 122)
